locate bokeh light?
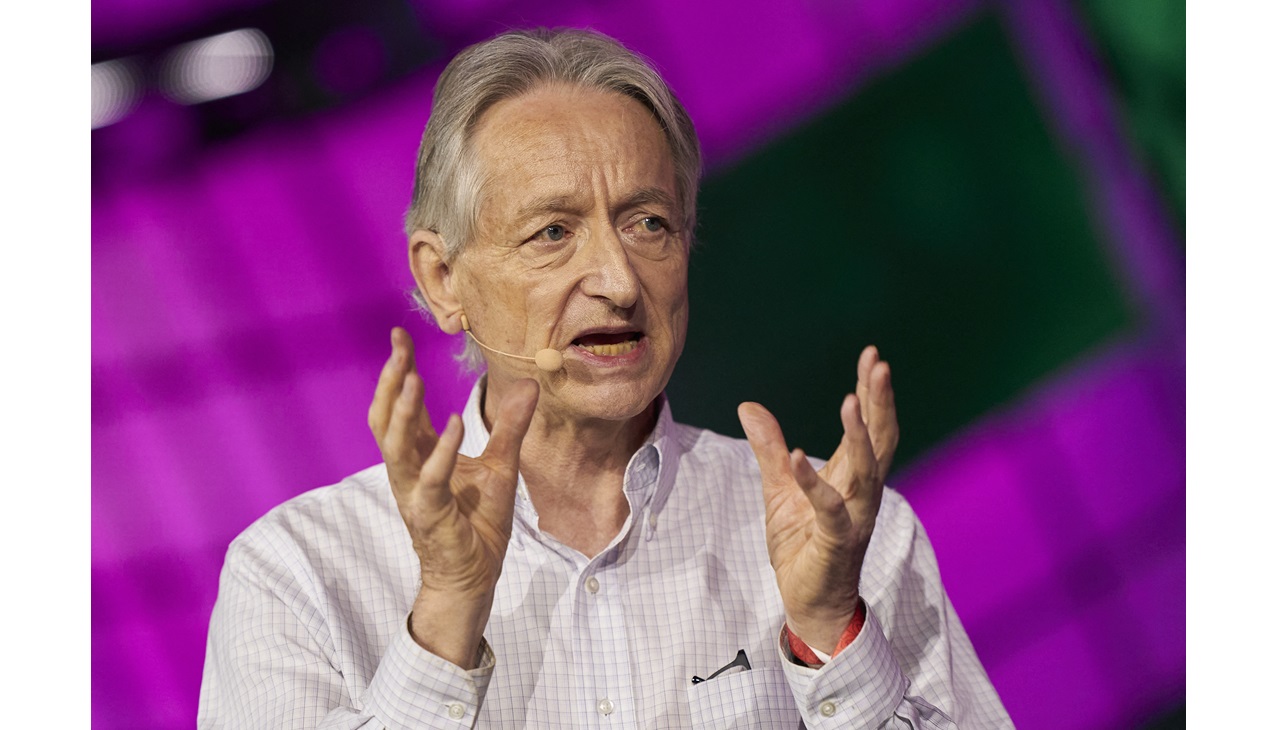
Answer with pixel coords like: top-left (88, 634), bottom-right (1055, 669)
top-left (91, 59), bottom-right (142, 129)
top-left (159, 28), bottom-right (273, 105)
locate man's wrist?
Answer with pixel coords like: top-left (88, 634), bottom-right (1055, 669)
top-left (409, 588), bottom-right (493, 670)
top-left (785, 599), bottom-right (866, 667)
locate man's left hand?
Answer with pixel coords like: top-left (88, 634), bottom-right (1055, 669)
top-left (738, 345), bottom-right (898, 655)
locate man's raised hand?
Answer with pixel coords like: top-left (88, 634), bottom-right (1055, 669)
top-left (737, 345), bottom-right (898, 655)
top-left (368, 327), bottom-right (539, 668)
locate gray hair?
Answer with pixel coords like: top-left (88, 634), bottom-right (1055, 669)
top-left (404, 28), bottom-right (702, 371)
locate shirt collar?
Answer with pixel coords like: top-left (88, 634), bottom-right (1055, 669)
top-left (457, 376), bottom-right (678, 515)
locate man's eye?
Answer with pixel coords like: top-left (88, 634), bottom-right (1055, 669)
top-left (641, 217), bottom-right (665, 233)
top-left (541, 224), bottom-right (567, 241)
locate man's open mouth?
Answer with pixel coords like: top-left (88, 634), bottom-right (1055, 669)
top-left (571, 331), bottom-right (643, 357)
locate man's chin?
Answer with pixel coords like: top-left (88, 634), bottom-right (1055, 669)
top-left (551, 380), bottom-right (663, 425)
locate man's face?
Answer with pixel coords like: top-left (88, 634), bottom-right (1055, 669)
top-left (449, 83), bottom-right (690, 423)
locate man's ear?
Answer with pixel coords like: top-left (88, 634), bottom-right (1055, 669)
top-left (409, 229), bottom-right (465, 334)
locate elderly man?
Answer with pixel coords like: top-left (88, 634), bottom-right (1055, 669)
top-left (199, 28), bottom-right (1011, 728)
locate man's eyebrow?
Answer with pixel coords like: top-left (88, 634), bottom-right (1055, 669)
top-left (512, 195), bottom-right (585, 222)
top-left (613, 187), bottom-right (678, 216)
top-left (511, 187), bottom-right (679, 222)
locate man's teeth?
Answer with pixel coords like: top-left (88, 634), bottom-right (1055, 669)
top-left (576, 339), bottom-right (639, 356)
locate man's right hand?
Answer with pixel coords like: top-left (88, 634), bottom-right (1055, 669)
top-left (368, 327), bottom-right (539, 668)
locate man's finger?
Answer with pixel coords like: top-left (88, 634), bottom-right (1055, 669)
top-left (368, 331), bottom-right (407, 441)
top-left (369, 328), bottom-right (435, 442)
top-left (384, 371), bottom-right (432, 492)
top-left (738, 402), bottom-right (792, 488)
top-left (819, 394), bottom-right (857, 489)
top-left (394, 328), bottom-right (437, 438)
top-left (790, 449), bottom-right (852, 537)
top-left (482, 379), bottom-right (540, 476)
top-left (834, 394), bottom-right (878, 499)
top-left (856, 346), bottom-right (878, 425)
top-left (417, 413), bottom-right (464, 513)
top-left (866, 361), bottom-right (899, 475)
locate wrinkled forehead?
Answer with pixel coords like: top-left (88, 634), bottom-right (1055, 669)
top-left (470, 83), bottom-right (668, 153)
top-left (468, 85), bottom-right (680, 224)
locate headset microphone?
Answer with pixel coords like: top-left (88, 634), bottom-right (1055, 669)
top-left (460, 314), bottom-right (565, 373)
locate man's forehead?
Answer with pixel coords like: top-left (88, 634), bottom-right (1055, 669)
top-left (469, 86), bottom-right (678, 218)
top-left (473, 88), bottom-right (666, 162)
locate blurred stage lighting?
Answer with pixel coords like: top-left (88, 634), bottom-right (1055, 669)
top-left (91, 59), bottom-right (142, 129)
top-left (160, 28), bottom-right (274, 105)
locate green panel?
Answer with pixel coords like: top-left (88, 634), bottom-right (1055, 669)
top-left (1076, 0), bottom-right (1185, 236)
top-left (666, 14), bottom-right (1134, 467)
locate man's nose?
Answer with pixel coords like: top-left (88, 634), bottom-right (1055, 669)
top-left (579, 227), bottom-right (640, 309)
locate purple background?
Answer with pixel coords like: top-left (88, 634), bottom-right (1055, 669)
top-left (92, 0), bottom-right (1185, 727)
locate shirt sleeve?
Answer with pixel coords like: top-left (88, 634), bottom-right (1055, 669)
top-left (197, 528), bottom-right (495, 729)
top-left (774, 493), bottom-right (1014, 729)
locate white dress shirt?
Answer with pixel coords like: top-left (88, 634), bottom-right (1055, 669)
top-left (198, 382), bottom-right (1012, 728)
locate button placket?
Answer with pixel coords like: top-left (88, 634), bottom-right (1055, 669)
top-left (574, 561), bottom-right (633, 725)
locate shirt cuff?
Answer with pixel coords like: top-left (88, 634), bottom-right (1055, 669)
top-left (777, 605), bottom-right (908, 728)
top-left (364, 614), bottom-right (495, 729)
top-left (785, 600), bottom-right (866, 666)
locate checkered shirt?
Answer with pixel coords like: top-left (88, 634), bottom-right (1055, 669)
top-left (198, 383), bottom-right (1012, 728)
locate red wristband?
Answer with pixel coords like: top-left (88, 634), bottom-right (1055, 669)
top-left (785, 601), bottom-right (866, 666)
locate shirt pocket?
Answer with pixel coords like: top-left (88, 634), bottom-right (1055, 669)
top-left (686, 665), bottom-right (803, 729)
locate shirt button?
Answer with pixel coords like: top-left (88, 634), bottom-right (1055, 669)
top-left (819, 700), bottom-right (837, 717)
top-left (597, 697), bottom-right (615, 716)
top-left (585, 576), bottom-right (600, 594)
top-left (447, 702), bottom-right (465, 719)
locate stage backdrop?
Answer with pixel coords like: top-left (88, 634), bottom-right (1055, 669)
top-left (92, 0), bottom-right (1185, 727)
